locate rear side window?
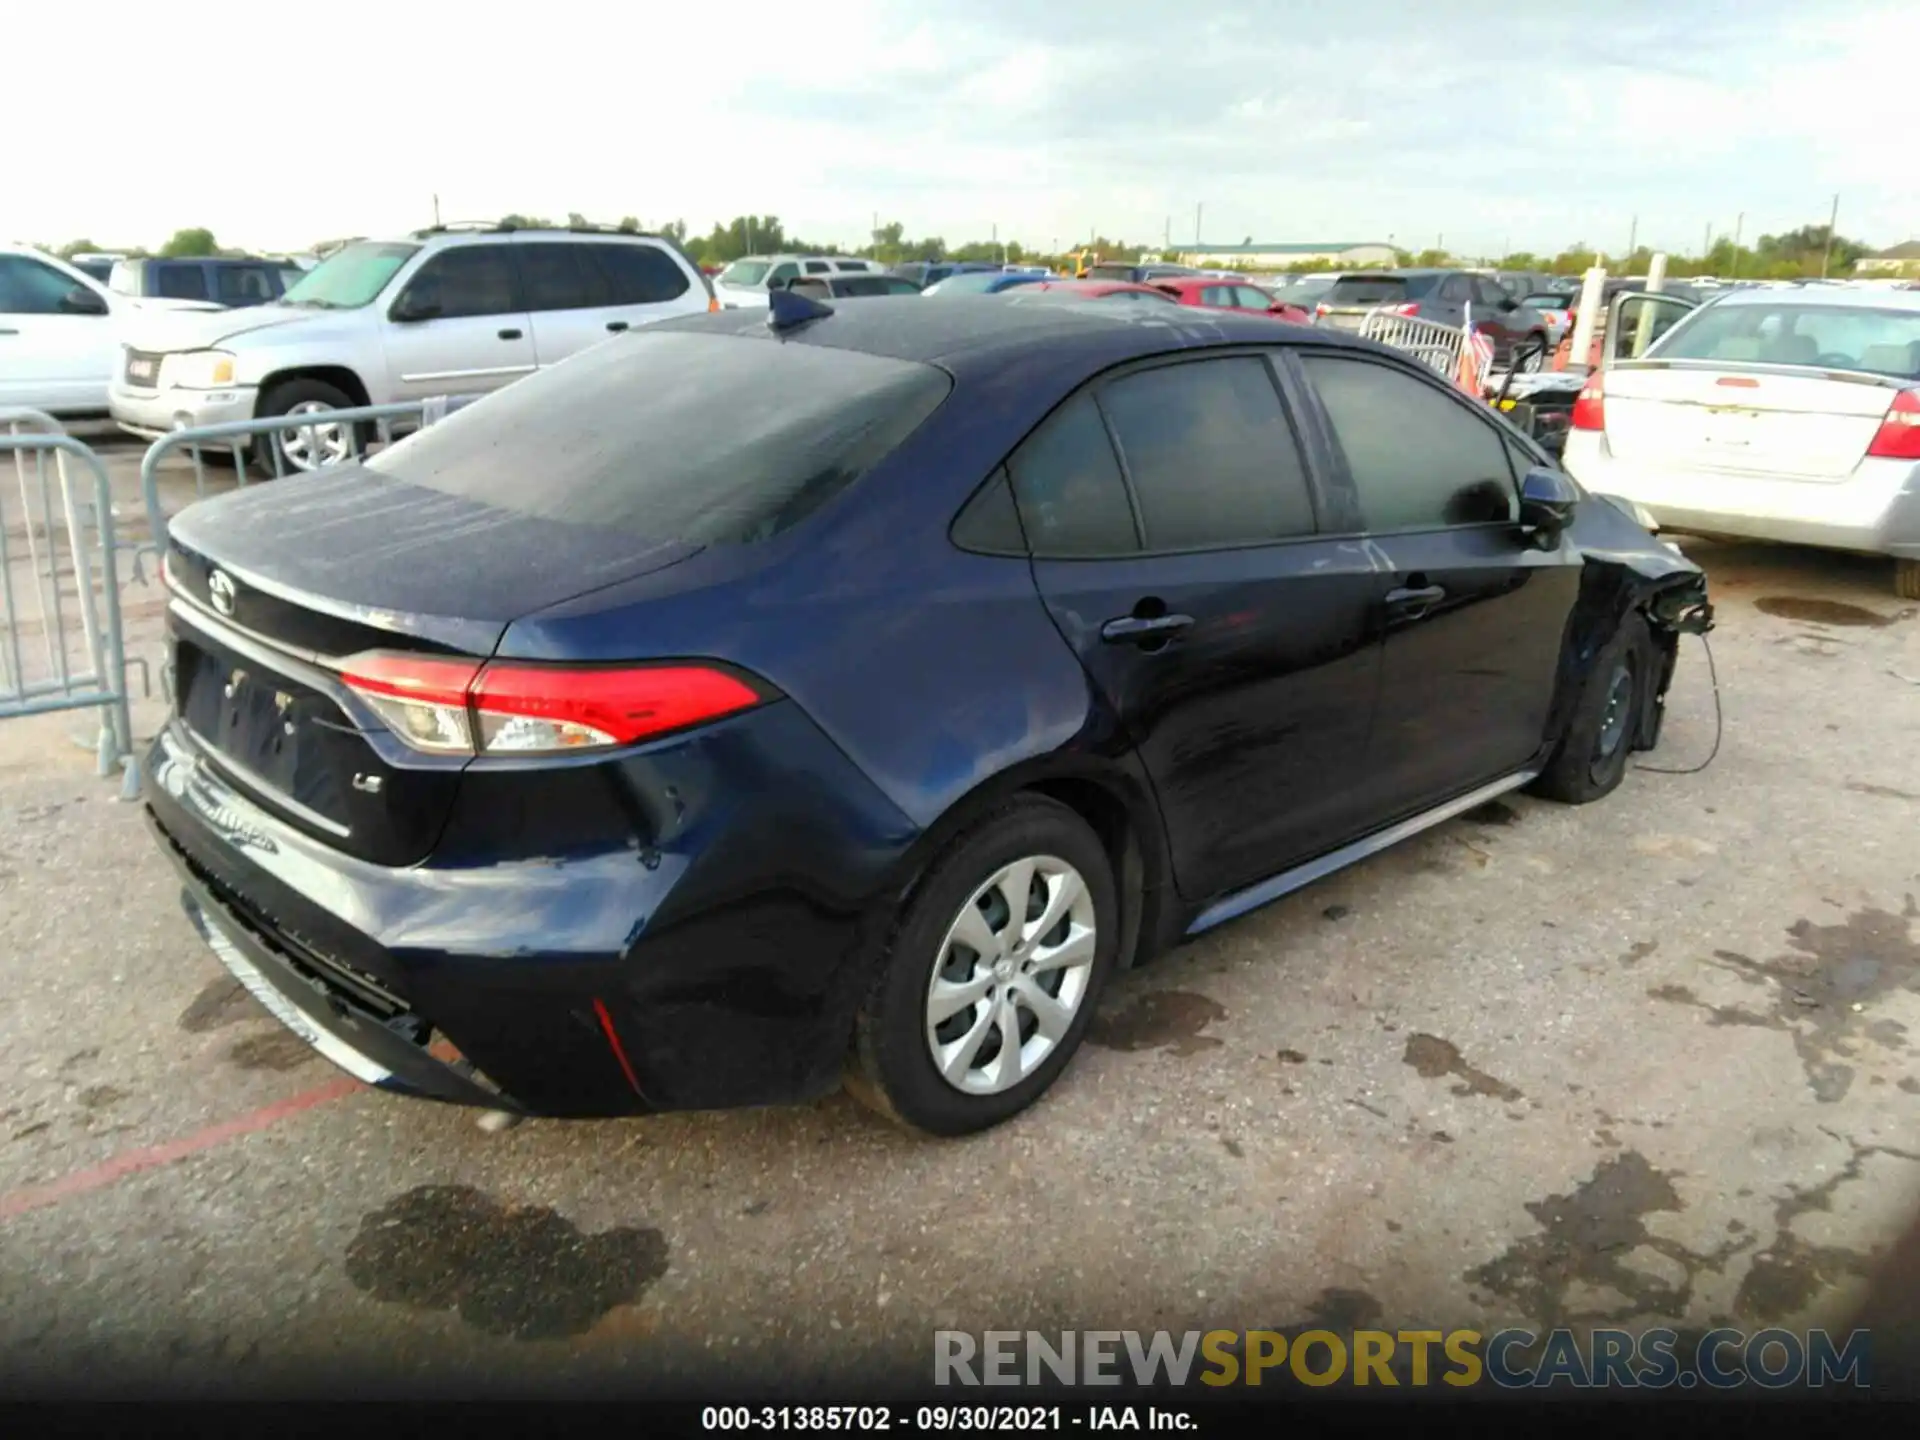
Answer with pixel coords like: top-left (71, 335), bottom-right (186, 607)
top-left (1301, 354), bottom-right (1517, 531)
top-left (837, 260), bottom-right (871, 272)
top-left (1099, 357), bottom-right (1317, 550)
top-left (519, 244), bottom-right (609, 310)
top-left (1007, 394), bottom-right (1140, 556)
top-left (368, 331), bottom-right (951, 544)
top-left (1234, 286), bottom-right (1274, 310)
top-left (950, 470), bottom-right (1027, 554)
top-left (157, 264), bottom-right (209, 300)
top-left (591, 243), bottom-right (691, 305)
top-left (1201, 285), bottom-right (1235, 306)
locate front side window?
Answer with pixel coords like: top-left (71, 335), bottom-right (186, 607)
top-left (804, 261), bottom-right (831, 275)
top-left (398, 244), bottom-right (521, 319)
top-left (1006, 394), bottom-right (1140, 557)
top-left (1301, 354), bottom-right (1518, 531)
top-left (0, 256), bottom-right (89, 314)
top-left (1099, 356), bottom-right (1317, 550)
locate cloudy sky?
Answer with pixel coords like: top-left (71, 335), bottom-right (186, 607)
top-left (9, 0), bottom-right (1915, 258)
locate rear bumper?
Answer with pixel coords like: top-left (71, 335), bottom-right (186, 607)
top-left (143, 701), bottom-right (921, 1118)
top-left (1562, 434), bottom-right (1920, 558)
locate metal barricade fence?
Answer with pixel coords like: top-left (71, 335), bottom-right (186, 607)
top-left (0, 409), bottom-right (138, 793)
top-left (137, 395), bottom-right (481, 570)
top-left (1356, 309), bottom-right (1470, 380)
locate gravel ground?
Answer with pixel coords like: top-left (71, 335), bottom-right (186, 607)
top-left (2, 440), bottom-right (1917, 1398)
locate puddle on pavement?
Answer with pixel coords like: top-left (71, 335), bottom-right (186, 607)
top-left (1755, 597), bottom-right (1903, 628)
top-left (1649, 896), bottom-right (1919, 1102)
top-left (1403, 1034), bottom-right (1523, 1102)
top-left (1736, 1139), bottom-right (1920, 1322)
top-left (345, 1184), bottom-right (670, 1341)
top-left (1087, 990), bottom-right (1225, 1056)
top-left (1468, 1151), bottom-right (1748, 1326)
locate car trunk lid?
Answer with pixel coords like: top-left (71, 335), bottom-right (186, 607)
top-left (163, 466), bottom-right (698, 865)
top-left (1316, 274), bottom-right (1422, 332)
top-left (1600, 363), bottom-right (1899, 480)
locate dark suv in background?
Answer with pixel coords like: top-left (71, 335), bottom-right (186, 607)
top-left (108, 257), bottom-right (294, 309)
top-left (1314, 269), bottom-right (1552, 368)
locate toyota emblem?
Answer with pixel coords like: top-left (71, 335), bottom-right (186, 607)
top-left (207, 569), bottom-right (236, 617)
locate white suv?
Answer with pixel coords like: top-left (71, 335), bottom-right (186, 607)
top-left (108, 224), bottom-right (715, 471)
top-left (711, 254), bottom-right (877, 308)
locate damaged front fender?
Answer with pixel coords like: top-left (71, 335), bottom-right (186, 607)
top-left (1546, 490), bottom-right (1715, 757)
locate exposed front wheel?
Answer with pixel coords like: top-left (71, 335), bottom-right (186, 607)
top-left (252, 379), bottom-right (358, 477)
top-left (849, 796), bottom-right (1118, 1136)
top-left (1530, 613), bottom-right (1648, 804)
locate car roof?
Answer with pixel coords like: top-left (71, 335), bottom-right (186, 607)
top-left (659, 292), bottom-right (1395, 379)
top-left (1031, 279), bottom-right (1167, 295)
top-left (1708, 284), bottom-right (1920, 312)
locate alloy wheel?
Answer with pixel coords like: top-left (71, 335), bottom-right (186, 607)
top-left (1591, 659), bottom-right (1635, 777)
top-left (925, 855), bottom-right (1097, 1096)
top-left (274, 400), bottom-right (354, 471)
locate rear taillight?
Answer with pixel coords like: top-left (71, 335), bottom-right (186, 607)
top-left (1571, 373), bottom-right (1606, 431)
top-left (1866, 388), bottom-right (1920, 460)
top-left (340, 652), bottom-right (766, 756)
top-left (1391, 302), bottom-right (1420, 317)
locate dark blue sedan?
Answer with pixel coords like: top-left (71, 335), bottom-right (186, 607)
top-left (921, 271), bottom-right (1050, 296)
top-left (144, 294), bottom-right (1711, 1135)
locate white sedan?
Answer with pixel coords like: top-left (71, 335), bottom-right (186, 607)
top-left (1562, 286), bottom-right (1920, 597)
top-left (0, 246), bottom-right (218, 419)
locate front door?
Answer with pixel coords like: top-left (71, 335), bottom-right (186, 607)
top-left (1293, 348), bottom-right (1584, 822)
top-left (0, 254), bottom-right (116, 413)
top-left (382, 242), bottom-right (536, 401)
top-left (1012, 353), bottom-right (1386, 903)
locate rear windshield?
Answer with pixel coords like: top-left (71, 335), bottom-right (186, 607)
top-left (367, 330), bottom-right (953, 543)
top-left (1087, 264), bottom-right (1138, 280)
top-left (1652, 304), bottom-right (1920, 378)
top-left (1325, 274), bottom-right (1437, 305)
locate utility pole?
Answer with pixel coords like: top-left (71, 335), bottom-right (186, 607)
top-left (1732, 212), bottom-right (1744, 276)
top-left (1164, 215), bottom-right (1171, 251)
top-left (1821, 193), bottom-right (1839, 278)
top-left (1195, 203), bottom-right (1203, 248)
top-left (1627, 214), bottom-right (1638, 260)
top-left (1702, 221), bottom-right (1712, 263)
top-left (432, 194), bottom-right (441, 227)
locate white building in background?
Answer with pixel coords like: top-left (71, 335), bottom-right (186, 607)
top-left (1173, 241), bottom-right (1397, 271)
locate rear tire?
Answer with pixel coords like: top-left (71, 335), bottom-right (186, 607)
top-left (1896, 558), bottom-right (1920, 601)
top-left (848, 795), bottom-right (1119, 1136)
top-left (252, 378), bottom-right (358, 478)
top-left (1530, 612), bottom-right (1649, 805)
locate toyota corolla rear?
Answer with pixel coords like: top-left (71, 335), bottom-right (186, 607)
top-left (144, 326), bottom-right (951, 1117)
top-left (1562, 295), bottom-right (1920, 588)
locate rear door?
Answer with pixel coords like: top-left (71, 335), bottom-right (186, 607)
top-left (381, 242), bottom-right (535, 400)
top-left (1293, 348), bottom-right (1582, 821)
top-left (516, 239), bottom-right (617, 365)
top-left (1015, 352), bottom-right (1388, 902)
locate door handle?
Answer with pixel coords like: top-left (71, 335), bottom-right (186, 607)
top-left (1384, 583), bottom-right (1447, 619)
top-left (497, 328), bottom-right (523, 340)
top-left (606, 321), bottom-right (629, 333)
top-left (1100, 613), bottom-right (1195, 645)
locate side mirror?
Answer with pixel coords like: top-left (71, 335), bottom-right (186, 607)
top-left (60, 286), bottom-right (110, 316)
top-left (1518, 465), bottom-right (1578, 546)
top-left (391, 290), bottom-right (441, 322)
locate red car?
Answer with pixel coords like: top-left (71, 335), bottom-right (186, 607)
top-left (1149, 276), bottom-right (1311, 324)
top-left (1019, 279), bottom-right (1181, 303)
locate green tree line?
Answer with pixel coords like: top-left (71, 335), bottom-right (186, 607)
top-left (37, 218), bottom-right (1886, 281)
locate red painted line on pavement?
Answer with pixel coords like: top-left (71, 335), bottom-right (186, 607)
top-left (0, 1076), bottom-right (359, 1223)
